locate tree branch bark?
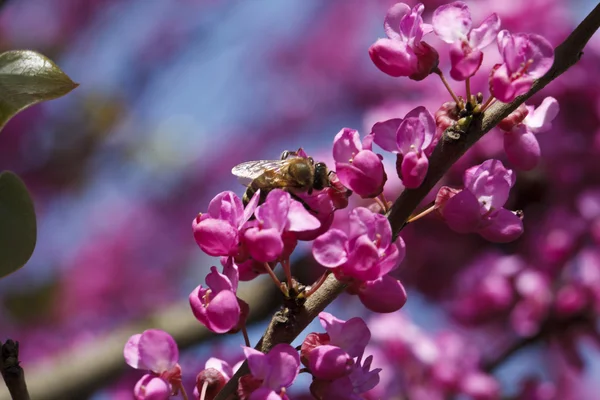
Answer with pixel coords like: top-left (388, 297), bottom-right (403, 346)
top-left (215, 3), bottom-right (600, 399)
top-left (0, 340), bottom-right (30, 400)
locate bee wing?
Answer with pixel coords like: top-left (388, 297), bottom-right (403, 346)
top-left (231, 159), bottom-right (289, 186)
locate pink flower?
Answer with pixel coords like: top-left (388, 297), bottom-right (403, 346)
top-left (243, 189), bottom-right (320, 262)
top-left (301, 313), bottom-right (372, 380)
top-left (124, 329), bottom-right (181, 400)
top-left (310, 355), bottom-right (381, 400)
top-left (189, 259), bottom-right (248, 334)
top-left (371, 106), bottom-right (436, 188)
top-left (432, 2), bottom-right (500, 80)
top-left (490, 30), bottom-right (554, 102)
top-left (369, 3), bottom-right (439, 80)
top-left (312, 207), bottom-right (407, 312)
top-left (313, 207), bottom-right (404, 282)
top-left (438, 159), bottom-right (524, 242)
top-left (194, 358), bottom-right (235, 400)
top-left (301, 313), bottom-right (380, 398)
top-left (332, 128), bottom-right (387, 198)
top-left (502, 97), bottom-right (559, 170)
top-left (239, 344), bottom-right (300, 399)
top-left (193, 190), bottom-right (259, 257)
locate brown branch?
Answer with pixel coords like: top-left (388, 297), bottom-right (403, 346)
top-left (0, 340), bottom-right (30, 400)
top-left (215, 4), bottom-right (600, 399)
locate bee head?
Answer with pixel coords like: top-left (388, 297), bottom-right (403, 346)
top-left (313, 162), bottom-right (329, 190)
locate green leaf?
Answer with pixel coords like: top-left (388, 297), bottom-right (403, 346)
top-left (0, 171), bottom-right (36, 279)
top-left (0, 50), bottom-right (78, 131)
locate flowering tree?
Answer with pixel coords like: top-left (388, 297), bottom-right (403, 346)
top-left (2, 1), bottom-right (600, 400)
top-left (116, 2), bottom-right (599, 399)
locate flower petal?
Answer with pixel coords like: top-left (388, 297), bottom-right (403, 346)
top-left (358, 275), bottom-right (408, 313)
top-left (442, 190), bottom-right (481, 233)
top-left (469, 13), bottom-right (500, 49)
top-left (369, 38), bottom-right (418, 78)
top-left (400, 151), bottom-right (429, 188)
top-left (287, 200), bottom-right (321, 232)
top-left (404, 106), bottom-right (436, 149)
top-left (193, 218), bottom-right (238, 257)
top-left (333, 128), bottom-right (362, 164)
top-left (504, 127), bottom-right (541, 171)
top-left (138, 329), bottom-right (179, 374)
top-left (264, 343), bottom-right (300, 389)
top-left (124, 334), bottom-right (146, 370)
top-left (524, 97), bottom-right (559, 133)
top-left (384, 3), bottom-right (411, 40)
top-left (244, 227), bottom-right (284, 263)
top-left (205, 290), bottom-right (241, 333)
top-left (371, 118), bottom-right (402, 153)
top-left (479, 209), bottom-right (524, 243)
top-left (432, 1), bottom-right (472, 43)
top-left (312, 229), bottom-right (348, 268)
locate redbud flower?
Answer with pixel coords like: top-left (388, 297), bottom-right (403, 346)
top-left (243, 189), bottom-right (320, 262)
top-left (371, 106), bottom-right (436, 188)
top-left (124, 329), bottom-right (181, 400)
top-left (239, 344), bottom-right (300, 399)
top-left (432, 2), bottom-right (500, 80)
top-left (313, 207), bottom-right (404, 282)
top-left (301, 312), bottom-right (372, 380)
top-left (332, 128), bottom-right (387, 198)
top-left (369, 3), bottom-right (439, 80)
top-left (438, 159), bottom-right (524, 242)
top-left (194, 358), bottom-right (235, 400)
top-left (490, 30), bottom-right (554, 102)
top-left (193, 191), bottom-right (259, 257)
top-left (310, 355), bottom-right (381, 400)
top-left (502, 97), bottom-right (559, 170)
top-left (189, 259), bottom-right (247, 334)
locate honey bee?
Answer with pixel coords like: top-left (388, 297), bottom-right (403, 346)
top-left (231, 149), bottom-right (331, 206)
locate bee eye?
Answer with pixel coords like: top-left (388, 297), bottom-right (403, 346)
top-left (308, 157), bottom-right (315, 165)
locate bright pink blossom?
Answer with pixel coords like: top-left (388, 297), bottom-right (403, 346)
top-left (124, 329), bottom-right (181, 400)
top-left (189, 259), bottom-right (248, 334)
top-left (310, 355), bottom-right (381, 400)
top-left (490, 30), bottom-right (554, 102)
top-left (332, 128), bottom-right (387, 198)
top-left (502, 97), bottom-right (559, 170)
top-left (438, 159), bottom-right (523, 242)
top-left (312, 207), bottom-right (404, 282)
top-left (432, 2), bottom-right (500, 80)
top-left (240, 344), bottom-right (300, 399)
top-left (243, 189), bottom-right (320, 262)
top-left (371, 106), bottom-right (436, 188)
top-left (193, 191), bottom-right (259, 257)
top-left (369, 3), bottom-right (439, 80)
top-left (312, 208), bottom-right (407, 312)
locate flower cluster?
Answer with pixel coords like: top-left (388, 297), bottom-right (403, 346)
top-left (120, 1), bottom-right (564, 399)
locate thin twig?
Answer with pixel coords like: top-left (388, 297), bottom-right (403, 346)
top-left (0, 340), bottom-right (30, 400)
top-left (214, 4), bottom-right (600, 398)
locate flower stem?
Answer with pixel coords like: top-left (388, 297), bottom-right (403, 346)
top-left (378, 192), bottom-right (390, 213)
top-left (241, 326), bottom-right (251, 347)
top-left (406, 202), bottom-right (438, 224)
top-left (480, 96), bottom-right (496, 113)
top-left (264, 263), bottom-right (286, 296)
top-left (177, 383), bottom-right (189, 400)
top-left (434, 68), bottom-right (461, 106)
top-left (281, 259), bottom-right (293, 291)
top-left (465, 77), bottom-right (472, 105)
top-left (199, 381), bottom-right (208, 400)
top-left (304, 271), bottom-right (331, 298)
